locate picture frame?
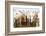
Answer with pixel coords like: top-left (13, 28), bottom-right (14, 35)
top-left (5, 1), bottom-right (45, 36)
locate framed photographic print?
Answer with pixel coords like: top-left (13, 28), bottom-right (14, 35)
top-left (5, 1), bottom-right (45, 36)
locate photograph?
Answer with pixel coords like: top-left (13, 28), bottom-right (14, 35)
top-left (13, 8), bottom-right (40, 27)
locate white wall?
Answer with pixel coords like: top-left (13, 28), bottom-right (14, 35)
top-left (0, 0), bottom-right (46, 36)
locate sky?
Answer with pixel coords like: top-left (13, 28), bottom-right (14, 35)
top-left (13, 8), bottom-right (40, 18)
